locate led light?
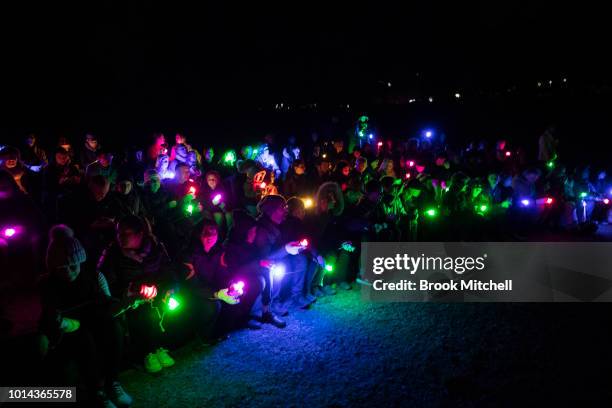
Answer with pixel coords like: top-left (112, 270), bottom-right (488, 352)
top-left (505, 151), bottom-right (512, 157)
top-left (377, 141), bottom-right (383, 147)
top-left (271, 263), bottom-right (286, 279)
top-left (454, 93), bottom-right (461, 99)
top-left (186, 204), bottom-right (194, 215)
top-left (299, 239), bottom-right (309, 247)
top-left (407, 160), bottom-right (415, 167)
top-left (582, 200), bottom-right (587, 208)
top-left (521, 199), bottom-right (530, 207)
top-left (322, 154), bottom-right (327, 159)
top-left (212, 193), bottom-right (222, 205)
top-left (341, 242), bottom-right (356, 252)
top-left (425, 130), bottom-right (433, 138)
top-left (167, 296), bottom-right (180, 311)
top-left (405, 173), bottom-right (411, 179)
top-left (545, 197), bottom-right (554, 205)
top-left (139, 284), bottom-right (158, 300)
top-left (259, 182), bottom-right (267, 189)
top-left (229, 281), bottom-right (245, 297)
top-left (579, 192), bottom-right (587, 199)
top-left (324, 264), bottom-right (334, 273)
top-left (479, 205), bottom-right (488, 213)
top-left (188, 186), bottom-right (197, 195)
top-left (546, 161), bottom-right (555, 169)
top-left (368, 133), bottom-right (374, 139)
top-left (3, 227), bottom-right (16, 238)
top-left (223, 150), bottom-right (237, 166)
top-left (302, 197), bottom-right (313, 208)
top-left (604, 198), bottom-right (610, 205)
top-left (424, 208), bottom-right (437, 218)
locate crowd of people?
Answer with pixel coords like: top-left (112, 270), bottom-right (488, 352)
top-left (1, 118), bottom-right (610, 407)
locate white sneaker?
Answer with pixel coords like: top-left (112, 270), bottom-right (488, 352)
top-left (156, 347), bottom-right (175, 368)
top-left (108, 381), bottom-right (133, 407)
top-left (144, 352), bottom-right (162, 373)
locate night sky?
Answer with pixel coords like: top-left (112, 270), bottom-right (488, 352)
top-left (1, 2), bottom-right (609, 128)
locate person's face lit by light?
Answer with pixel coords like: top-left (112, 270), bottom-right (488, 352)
top-left (86, 135), bottom-right (98, 150)
top-left (270, 204), bottom-right (288, 224)
top-left (207, 174), bottom-right (219, 190)
top-left (177, 166), bottom-right (190, 184)
top-left (356, 159), bottom-right (367, 173)
top-left (205, 148), bottom-right (214, 163)
top-left (147, 174), bottom-right (161, 193)
top-left (200, 226), bottom-right (218, 252)
top-left (55, 152), bottom-right (70, 166)
top-left (26, 136), bottom-right (36, 147)
top-left (118, 227), bottom-right (144, 250)
top-left (294, 163), bottom-right (305, 175)
top-left (54, 262), bottom-right (81, 283)
top-left (4, 157), bottom-right (17, 169)
top-left (117, 180), bottom-right (132, 195)
top-left (176, 134), bottom-right (186, 145)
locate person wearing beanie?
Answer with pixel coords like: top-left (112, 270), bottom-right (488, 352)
top-left (40, 224), bottom-right (133, 408)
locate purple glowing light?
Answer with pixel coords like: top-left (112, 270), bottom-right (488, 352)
top-left (521, 199), bottom-right (530, 207)
top-left (3, 227), bottom-right (16, 238)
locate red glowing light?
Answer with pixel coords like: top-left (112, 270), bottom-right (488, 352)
top-left (545, 197), bottom-right (554, 205)
top-left (299, 239), bottom-right (309, 247)
top-left (377, 141), bottom-right (383, 147)
top-left (405, 173), bottom-right (411, 179)
top-left (407, 160), bottom-right (415, 167)
top-left (139, 284), bottom-right (158, 300)
top-left (188, 186), bottom-right (197, 195)
top-left (505, 151), bottom-right (512, 157)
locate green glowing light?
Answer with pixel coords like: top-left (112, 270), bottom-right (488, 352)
top-left (167, 296), bottom-right (180, 311)
top-left (186, 204), bottom-right (194, 215)
top-left (546, 161), bottom-right (555, 169)
top-left (579, 192), bottom-right (587, 199)
top-left (424, 208), bottom-right (437, 218)
top-left (325, 264), bottom-right (334, 273)
top-left (223, 150), bottom-right (237, 166)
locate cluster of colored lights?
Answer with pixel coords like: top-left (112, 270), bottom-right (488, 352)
top-left (341, 242), bottom-right (356, 252)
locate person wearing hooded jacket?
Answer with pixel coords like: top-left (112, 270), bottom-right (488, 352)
top-left (254, 194), bottom-right (306, 320)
